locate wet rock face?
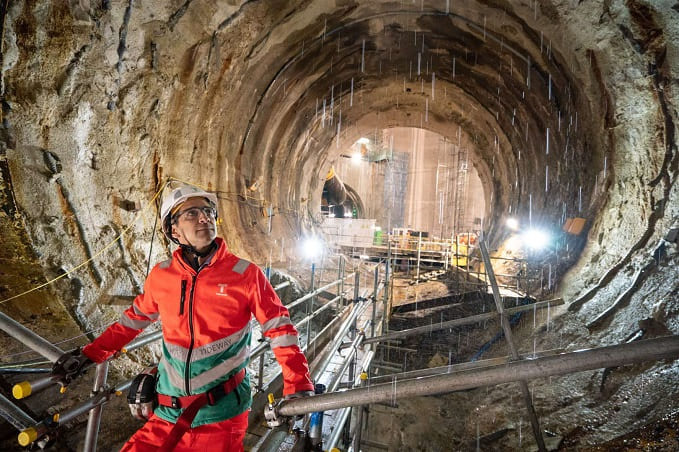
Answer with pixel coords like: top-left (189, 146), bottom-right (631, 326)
top-left (0, 0), bottom-right (677, 449)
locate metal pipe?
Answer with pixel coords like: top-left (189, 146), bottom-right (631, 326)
top-left (12, 374), bottom-right (60, 399)
top-left (351, 373), bottom-right (368, 452)
top-left (371, 266), bottom-right (379, 338)
top-left (273, 280), bottom-right (290, 292)
top-left (302, 305), bottom-right (351, 356)
top-left (311, 300), bottom-right (370, 382)
top-left (121, 330), bottom-right (163, 353)
top-left (325, 351), bottom-right (375, 450)
top-left (257, 353), bottom-right (265, 391)
top-left (0, 392), bottom-right (36, 430)
top-left (307, 263), bottom-right (316, 346)
top-left (325, 320), bottom-right (370, 393)
top-left (286, 273), bottom-right (355, 311)
top-left (0, 311), bottom-right (64, 362)
top-left (353, 271), bottom-right (360, 303)
top-left (276, 336), bottom-right (679, 416)
top-left (479, 240), bottom-right (546, 452)
top-left (295, 295), bottom-right (341, 329)
top-left (339, 257), bottom-right (345, 306)
top-left (369, 349), bottom-right (565, 385)
top-left (348, 273), bottom-right (360, 385)
top-left (382, 243), bottom-right (390, 334)
top-left (0, 367), bottom-right (51, 374)
top-left (83, 361), bottom-right (109, 452)
top-left (326, 405), bottom-right (351, 450)
top-left (416, 232), bottom-right (422, 283)
top-left (364, 298), bottom-right (563, 345)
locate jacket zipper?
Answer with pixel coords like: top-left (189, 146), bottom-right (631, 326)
top-left (184, 274), bottom-right (198, 394)
top-left (179, 280), bottom-right (187, 315)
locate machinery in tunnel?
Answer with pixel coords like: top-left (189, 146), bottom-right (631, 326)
top-left (321, 167), bottom-right (365, 219)
top-left (0, 0), bottom-right (678, 451)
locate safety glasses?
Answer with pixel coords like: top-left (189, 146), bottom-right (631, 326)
top-left (172, 206), bottom-right (217, 223)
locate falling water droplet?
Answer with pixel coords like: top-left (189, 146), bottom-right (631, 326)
top-left (431, 72), bottom-right (435, 99)
top-left (349, 77), bottom-right (354, 107)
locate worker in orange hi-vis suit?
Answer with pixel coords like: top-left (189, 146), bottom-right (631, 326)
top-left (56, 185), bottom-right (314, 452)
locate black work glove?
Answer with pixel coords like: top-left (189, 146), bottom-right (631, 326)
top-left (52, 348), bottom-right (93, 386)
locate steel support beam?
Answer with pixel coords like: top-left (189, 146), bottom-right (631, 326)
top-left (0, 311), bottom-right (64, 362)
top-left (276, 336), bottom-right (679, 417)
top-left (479, 239), bottom-right (546, 451)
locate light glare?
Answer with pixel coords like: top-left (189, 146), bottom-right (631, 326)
top-left (522, 229), bottom-right (550, 250)
top-left (301, 236), bottom-right (324, 260)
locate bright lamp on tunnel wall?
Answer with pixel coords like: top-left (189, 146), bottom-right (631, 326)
top-left (506, 217), bottom-right (519, 231)
top-left (352, 152), bottom-right (362, 164)
top-left (521, 228), bottom-right (550, 251)
top-left (301, 236), bottom-right (324, 260)
top-left (356, 137), bottom-right (370, 144)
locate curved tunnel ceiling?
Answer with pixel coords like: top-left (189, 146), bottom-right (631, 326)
top-left (243, 5), bottom-right (597, 244)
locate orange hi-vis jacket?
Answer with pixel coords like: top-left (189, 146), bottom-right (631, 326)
top-left (83, 237), bottom-right (313, 427)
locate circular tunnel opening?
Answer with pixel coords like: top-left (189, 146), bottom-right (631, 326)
top-left (320, 128), bottom-right (486, 244)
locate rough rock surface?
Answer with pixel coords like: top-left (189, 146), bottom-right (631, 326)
top-left (0, 0), bottom-right (677, 450)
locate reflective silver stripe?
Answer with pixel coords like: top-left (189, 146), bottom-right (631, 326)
top-left (159, 355), bottom-right (185, 391)
top-left (232, 259), bottom-right (250, 275)
top-left (189, 345), bottom-right (250, 392)
top-left (119, 313), bottom-right (152, 330)
top-left (261, 315), bottom-right (293, 333)
top-left (159, 259), bottom-right (172, 269)
top-left (133, 303), bottom-right (159, 321)
top-left (270, 334), bottom-right (299, 349)
top-left (164, 324), bottom-right (251, 363)
top-left (164, 342), bottom-right (189, 364)
top-left (161, 345), bottom-right (251, 393)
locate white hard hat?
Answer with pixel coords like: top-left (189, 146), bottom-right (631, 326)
top-left (160, 185), bottom-right (219, 241)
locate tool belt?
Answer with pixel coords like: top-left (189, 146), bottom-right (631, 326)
top-left (156, 368), bottom-right (246, 451)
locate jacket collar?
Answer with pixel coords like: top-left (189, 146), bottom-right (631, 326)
top-left (173, 237), bottom-right (231, 273)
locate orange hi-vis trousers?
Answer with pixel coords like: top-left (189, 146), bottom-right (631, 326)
top-left (120, 410), bottom-right (248, 452)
